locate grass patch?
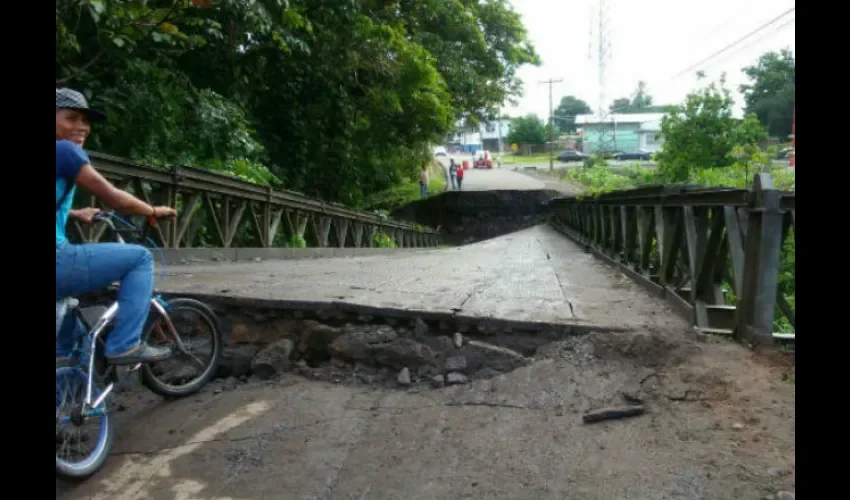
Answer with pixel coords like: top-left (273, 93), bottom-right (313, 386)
top-left (501, 153), bottom-right (553, 165)
top-left (362, 161), bottom-right (446, 211)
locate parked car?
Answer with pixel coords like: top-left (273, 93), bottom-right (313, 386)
top-left (432, 146), bottom-right (448, 158)
top-left (613, 150), bottom-right (653, 161)
top-left (474, 150), bottom-right (493, 168)
top-left (557, 150), bottom-right (590, 162)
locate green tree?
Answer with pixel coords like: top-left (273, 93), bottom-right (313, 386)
top-left (631, 81), bottom-right (653, 109)
top-left (55, 0), bottom-right (540, 205)
top-left (610, 82), bottom-right (675, 114)
top-left (553, 96), bottom-right (591, 133)
top-left (609, 98), bottom-right (631, 114)
top-left (739, 49), bottom-right (795, 139)
top-left (375, 0), bottom-right (541, 121)
top-left (506, 114), bottom-right (547, 145)
top-left (656, 75), bottom-right (767, 182)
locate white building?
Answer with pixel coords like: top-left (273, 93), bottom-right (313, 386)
top-left (448, 119), bottom-right (511, 153)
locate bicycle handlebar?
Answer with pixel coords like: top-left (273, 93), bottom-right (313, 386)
top-left (87, 210), bottom-right (172, 287)
top-left (91, 210), bottom-right (174, 241)
top-left (92, 210), bottom-right (172, 223)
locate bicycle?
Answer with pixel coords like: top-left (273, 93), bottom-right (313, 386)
top-left (56, 211), bottom-right (223, 480)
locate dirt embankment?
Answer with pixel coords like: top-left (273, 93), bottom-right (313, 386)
top-left (391, 189), bottom-right (561, 245)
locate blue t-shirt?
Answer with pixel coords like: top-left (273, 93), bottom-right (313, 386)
top-left (56, 140), bottom-right (89, 246)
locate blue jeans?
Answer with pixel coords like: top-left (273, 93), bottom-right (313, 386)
top-left (450, 175), bottom-right (457, 190)
top-left (420, 184), bottom-right (427, 198)
top-left (56, 242), bottom-right (154, 358)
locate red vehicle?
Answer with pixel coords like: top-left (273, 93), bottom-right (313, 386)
top-left (474, 150), bottom-right (493, 169)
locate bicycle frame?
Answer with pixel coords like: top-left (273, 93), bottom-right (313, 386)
top-left (62, 212), bottom-right (184, 419)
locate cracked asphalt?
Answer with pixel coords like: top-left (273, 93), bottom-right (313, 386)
top-left (149, 225), bottom-right (678, 331)
top-left (56, 224), bottom-right (795, 499)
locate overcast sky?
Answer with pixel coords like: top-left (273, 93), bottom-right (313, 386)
top-left (502, 0), bottom-right (795, 119)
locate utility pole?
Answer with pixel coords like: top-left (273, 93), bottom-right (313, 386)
top-left (789, 103), bottom-right (795, 168)
top-left (497, 112), bottom-right (503, 156)
top-left (539, 78), bottom-right (563, 171)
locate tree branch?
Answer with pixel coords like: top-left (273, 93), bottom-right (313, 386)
top-left (56, 0), bottom-right (182, 86)
top-left (56, 49), bottom-right (105, 85)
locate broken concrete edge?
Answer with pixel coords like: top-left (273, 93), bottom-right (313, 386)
top-left (156, 247), bottom-right (433, 265)
top-left (150, 290), bottom-right (634, 339)
top-left (547, 220), bottom-right (697, 328)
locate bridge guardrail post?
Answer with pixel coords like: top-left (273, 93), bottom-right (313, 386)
top-left (735, 173), bottom-right (784, 345)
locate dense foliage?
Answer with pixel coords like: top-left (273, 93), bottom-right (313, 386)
top-left (655, 76), bottom-right (766, 182)
top-left (739, 49), bottom-right (795, 139)
top-left (552, 95), bottom-right (591, 133)
top-left (56, 0), bottom-right (540, 205)
top-left (506, 114), bottom-right (547, 145)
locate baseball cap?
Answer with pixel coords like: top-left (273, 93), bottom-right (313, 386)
top-left (56, 88), bottom-right (107, 122)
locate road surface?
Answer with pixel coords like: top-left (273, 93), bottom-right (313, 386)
top-left (150, 225), bottom-right (672, 329)
top-left (57, 225), bottom-right (796, 500)
top-left (506, 160), bottom-right (657, 170)
top-left (437, 157), bottom-right (545, 191)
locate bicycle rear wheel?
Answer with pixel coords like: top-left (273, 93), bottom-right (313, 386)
top-left (140, 298), bottom-right (222, 398)
top-left (56, 358), bottom-right (114, 480)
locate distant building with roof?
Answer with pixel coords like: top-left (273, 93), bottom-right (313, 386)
top-left (575, 113), bottom-right (666, 154)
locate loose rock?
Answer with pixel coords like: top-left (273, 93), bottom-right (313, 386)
top-left (331, 325), bottom-right (438, 370)
top-left (222, 376), bottom-right (240, 390)
top-left (397, 367), bottom-right (411, 386)
top-left (330, 325), bottom-right (397, 360)
top-left (431, 374), bottom-right (446, 388)
top-left (776, 492), bottom-right (794, 500)
top-left (298, 321), bottom-right (343, 356)
top-left (731, 422), bottom-right (745, 430)
top-left (445, 355), bottom-right (468, 372)
top-left (230, 323), bottom-right (250, 342)
top-left (582, 405), bottom-right (646, 424)
top-left (373, 339), bottom-right (438, 370)
top-left (446, 372), bottom-right (468, 385)
top-left (466, 340), bottom-right (526, 361)
top-left (453, 332), bottom-right (463, 349)
top-left (250, 339), bottom-right (295, 380)
top-left (217, 344), bottom-right (261, 378)
top-left (413, 318), bottom-right (428, 336)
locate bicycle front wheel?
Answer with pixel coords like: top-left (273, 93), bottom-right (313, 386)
top-left (56, 358), bottom-right (114, 480)
top-left (140, 298), bottom-right (223, 398)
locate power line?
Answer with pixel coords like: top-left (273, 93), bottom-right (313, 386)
top-left (526, 6), bottom-right (795, 146)
top-left (698, 17), bottom-right (794, 73)
top-left (673, 7), bottom-right (795, 78)
top-left (569, 12), bottom-right (794, 119)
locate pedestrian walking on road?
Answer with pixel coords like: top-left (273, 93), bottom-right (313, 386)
top-left (455, 163), bottom-right (465, 190)
top-left (419, 165), bottom-right (430, 199)
top-left (448, 159), bottom-right (458, 190)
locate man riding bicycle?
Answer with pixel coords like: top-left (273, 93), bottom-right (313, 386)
top-left (56, 88), bottom-right (177, 365)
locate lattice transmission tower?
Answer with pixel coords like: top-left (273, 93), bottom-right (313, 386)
top-left (587, 0), bottom-right (615, 153)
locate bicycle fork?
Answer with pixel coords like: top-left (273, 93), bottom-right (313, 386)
top-left (75, 303), bottom-right (124, 421)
